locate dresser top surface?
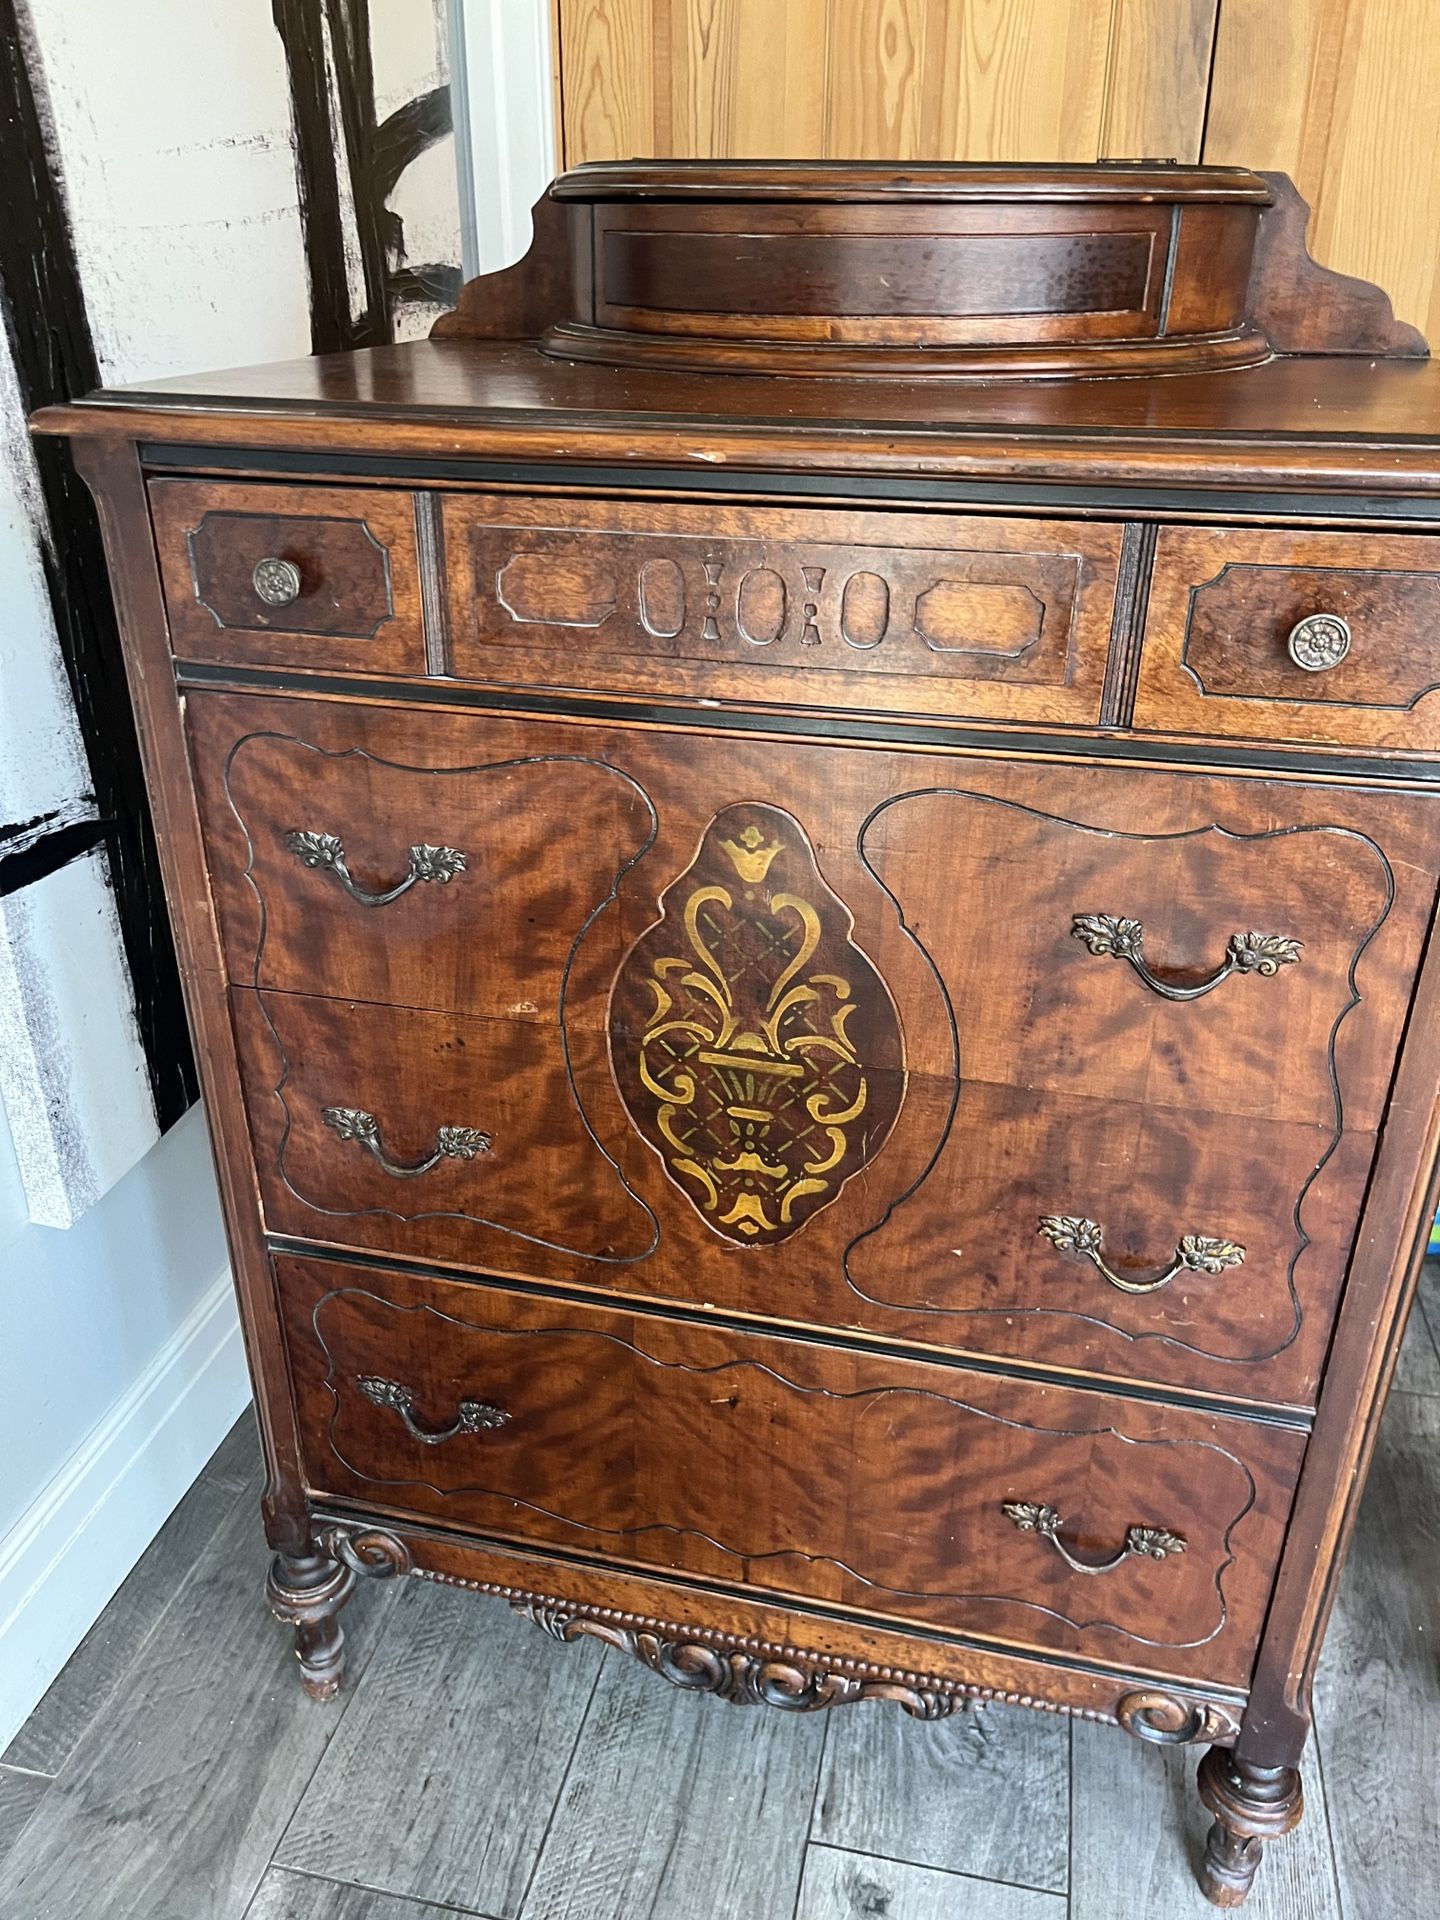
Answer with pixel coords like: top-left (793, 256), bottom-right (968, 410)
top-left (37, 338), bottom-right (1440, 498)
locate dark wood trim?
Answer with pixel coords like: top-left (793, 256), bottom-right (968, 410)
top-left (168, 659), bottom-right (1440, 787)
top-left (71, 436), bottom-right (311, 1553)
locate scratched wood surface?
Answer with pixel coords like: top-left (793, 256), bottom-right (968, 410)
top-left (0, 1284), bottom-right (1434, 1917)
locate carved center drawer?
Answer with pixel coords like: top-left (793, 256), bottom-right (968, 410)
top-left (191, 692), bottom-right (1439, 1415)
top-left (278, 1253), bottom-right (1306, 1688)
top-left (440, 494), bottom-right (1123, 724)
top-left (1136, 526), bottom-right (1440, 752)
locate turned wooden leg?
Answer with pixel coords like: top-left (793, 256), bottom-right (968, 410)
top-left (1196, 1747), bottom-right (1304, 1908)
top-left (266, 1548), bottom-right (356, 1701)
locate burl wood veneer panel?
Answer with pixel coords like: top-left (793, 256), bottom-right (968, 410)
top-left (277, 1252), bottom-right (1306, 1689)
top-left (191, 692), bottom-right (1439, 1412)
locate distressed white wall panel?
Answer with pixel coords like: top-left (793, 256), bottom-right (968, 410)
top-left (24, 0), bottom-right (311, 383)
top-left (0, 851), bottom-right (157, 1227)
top-left (0, 321), bottom-right (93, 834)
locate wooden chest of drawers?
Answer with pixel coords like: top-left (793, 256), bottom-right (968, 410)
top-left (38, 162), bottom-right (1440, 1908)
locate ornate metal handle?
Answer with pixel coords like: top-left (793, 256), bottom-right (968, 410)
top-left (285, 830), bottom-right (466, 907)
top-left (1071, 915), bottom-right (1301, 1001)
top-left (321, 1105), bottom-right (491, 1177)
top-left (355, 1375), bottom-right (510, 1443)
top-left (252, 556), bottom-right (302, 607)
top-left (1287, 611), bottom-right (1351, 672)
top-left (1002, 1502), bottom-right (1186, 1575)
top-left (1038, 1215), bottom-right (1243, 1296)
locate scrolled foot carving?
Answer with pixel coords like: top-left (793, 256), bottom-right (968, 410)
top-left (266, 1549), bottom-right (356, 1701)
top-left (511, 1599), bottom-right (970, 1719)
top-left (1196, 1747), bottom-right (1304, 1908)
top-left (317, 1523), bottom-right (413, 1580)
top-left (1116, 1690), bottom-right (1242, 1747)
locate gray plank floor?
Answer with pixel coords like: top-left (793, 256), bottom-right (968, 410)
top-left (2, 1266), bottom-right (1438, 1920)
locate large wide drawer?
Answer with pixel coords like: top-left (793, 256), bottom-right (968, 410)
top-left (278, 1253), bottom-right (1307, 1688)
top-left (1135, 525), bottom-right (1440, 752)
top-left (198, 692), bottom-right (1439, 1412)
top-left (440, 494), bottom-right (1123, 724)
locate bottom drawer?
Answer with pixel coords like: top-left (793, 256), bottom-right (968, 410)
top-left (277, 1253), bottom-right (1306, 1688)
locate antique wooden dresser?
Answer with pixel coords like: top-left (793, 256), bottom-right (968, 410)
top-left (37, 162), bottom-right (1440, 1906)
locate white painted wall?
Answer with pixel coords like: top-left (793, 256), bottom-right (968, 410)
top-left (0, 3), bottom-right (310, 1747)
top-left (451, 0), bottom-right (557, 277)
top-left (0, 0), bottom-right (465, 1750)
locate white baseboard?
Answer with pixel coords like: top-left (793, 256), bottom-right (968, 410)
top-left (0, 1268), bottom-right (252, 1752)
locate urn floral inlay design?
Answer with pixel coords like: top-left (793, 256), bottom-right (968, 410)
top-left (609, 803), bottom-right (903, 1245)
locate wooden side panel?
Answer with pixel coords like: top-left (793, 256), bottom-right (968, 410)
top-left (555, 1), bottom-right (1213, 167)
top-left (1205, 0), bottom-right (1440, 339)
top-left (555, 0), bottom-right (656, 163)
top-left (1100, 1), bottom-right (1220, 163)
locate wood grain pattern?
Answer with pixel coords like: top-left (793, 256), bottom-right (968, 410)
top-left (441, 493), bottom-right (1121, 725)
top-left (1313, 1388), bottom-right (1440, 1920)
top-left (52, 160), bottom-right (1440, 1910)
top-left (150, 480), bottom-right (426, 677)
top-left (522, 1648), bottom-right (825, 1919)
top-left (191, 689), bottom-right (1437, 1411)
top-left (557, 2), bottom-right (1123, 166)
top-left (1138, 526), bottom-right (1440, 752)
top-left (0, 1493), bottom-right (395, 1920)
top-left (1, 1435), bottom-right (255, 1774)
top-left (814, 1700), bottom-right (1068, 1892)
top-left (43, 344), bottom-right (1440, 495)
top-left (797, 1847), bottom-right (1065, 1920)
top-left (279, 1253), bottom-right (1307, 1686)
top-left (0, 1768), bottom-right (48, 1873)
top-left (244, 1868), bottom-right (466, 1920)
top-left (275, 1584), bottom-right (603, 1914)
top-left (1099, 1), bottom-right (1219, 164)
top-left (1069, 1716), bottom-right (1342, 1919)
top-left (556, 0), bottom-right (655, 164)
top-left (1206, 0), bottom-right (1440, 340)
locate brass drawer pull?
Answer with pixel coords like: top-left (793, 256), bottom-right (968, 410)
top-left (321, 1105), bottom-right (492, 1177)
top-left (1071, 914), bottom-right (1301, 1001)
top-left (1037, 1214), bottom-right (1244, 1295)
top-left (1002, 1502), bottom-right (1186, 1574)
top-left (1287, 611), bottom-right (1351, 672)
top-left (284, 829), bottom-right (467, 906)
top-left (252, 556), bottom-right (303, 607)
top-left (355, 1374), bottom-right (510, 1443)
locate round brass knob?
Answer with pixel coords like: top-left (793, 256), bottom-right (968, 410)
top-left (1286, 612), bottom-right (1351, 673)
top-left (251, 556), bottom-right (302, 607)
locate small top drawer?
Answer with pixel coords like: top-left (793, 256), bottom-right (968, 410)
top-left (1135, 526), bottom-right (1440, 752)
top-left (150, 479), bottom-right (427, 675)
top-left (440, 494), bottom-right (1123, 726)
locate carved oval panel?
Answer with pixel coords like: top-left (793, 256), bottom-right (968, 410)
top-left (736, 568), bottom-right (787, 645)
top-left (638, 557), bottom-right (685, 638)
top-left (841, 571), bottom-right (890, 649)
top-left (609, 803), bottom-right (904, 1245)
